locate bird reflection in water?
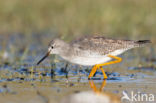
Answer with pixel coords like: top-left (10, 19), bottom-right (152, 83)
top-left (61, 80), bottom-right (120, 103)
top-left (89, 80), bottom-right (107, 93)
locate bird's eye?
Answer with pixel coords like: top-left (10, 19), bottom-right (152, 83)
top-left (51, 46), bottom-right (54, 49)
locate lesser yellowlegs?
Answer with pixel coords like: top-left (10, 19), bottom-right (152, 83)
top-left (37, 36), bottom-right (151, 79)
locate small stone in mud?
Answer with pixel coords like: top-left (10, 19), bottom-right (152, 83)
top-left (69, 83), bottom-right (74, 87)
top-left (41, 73), bottom-right (47, 76)
top-left (51, 80), bottom-right (59, 82)
top-left (130, 74), bottom-right (135, 78)
top-left (31, 83), bottom-right (36, 87)
top-left (57, 88), bottom-right (61, 93)
top-left (118, 85), bottom-right (122, 88)
top-left (74, 90), bottom-right (80, 93)
top-left (2, 84), bottom-right (7, 88)
top-left (19, 77), bottom-right (24, 80)
top-left (6, 78), bottom-right (14, 81)
top-left (18, 81), bottom-right (23, 83)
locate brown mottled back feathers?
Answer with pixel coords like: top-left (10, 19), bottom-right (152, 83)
top-left (71, 36), bottom-right (150, 55)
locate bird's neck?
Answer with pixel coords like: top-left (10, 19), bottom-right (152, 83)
top-left (58, 42), bottom-right (70, 55)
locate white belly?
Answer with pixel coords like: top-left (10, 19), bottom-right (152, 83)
top-left (70, 56), bottom-right (112, 66)
top-left (61, 49), bottom-right (126, 66)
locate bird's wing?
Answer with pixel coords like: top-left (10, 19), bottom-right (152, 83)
top-left (71, 36), bottom-right (133, 55)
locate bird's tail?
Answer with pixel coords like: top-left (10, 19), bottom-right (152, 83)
top-left (134, 40), bottom-right (151, 47)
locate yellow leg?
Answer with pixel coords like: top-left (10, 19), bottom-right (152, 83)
top-left (100, 66), bottom-right (108, 79)
top-left (88, 55), bottom-right (122, 79)
top-left (88, 65), bottom-right (98, 78)
top-left (98, 55), bottom-right (122, 67)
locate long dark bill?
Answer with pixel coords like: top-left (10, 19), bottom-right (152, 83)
top-left (37, 51), bottom-right (50, 65)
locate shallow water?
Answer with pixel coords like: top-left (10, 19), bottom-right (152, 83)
top-left (0, 61), bottom-right (156, 103)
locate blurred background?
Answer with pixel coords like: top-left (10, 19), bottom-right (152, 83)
top-left (0, 0), bottom-right (155, 37)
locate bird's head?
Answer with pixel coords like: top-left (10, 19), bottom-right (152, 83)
top-left (37, 39), bottom-right (66, 65)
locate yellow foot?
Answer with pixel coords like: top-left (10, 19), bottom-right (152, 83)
top-left (88, 55), bottom-right (122, 79)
